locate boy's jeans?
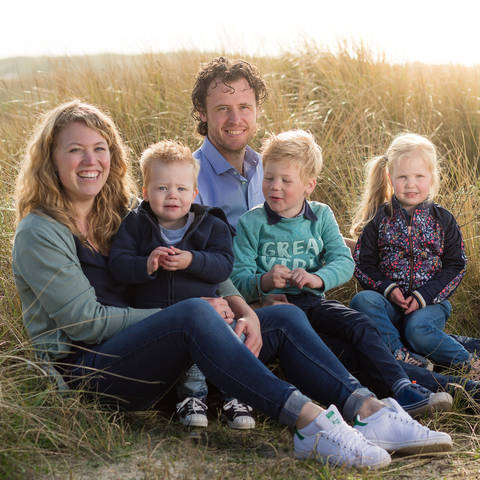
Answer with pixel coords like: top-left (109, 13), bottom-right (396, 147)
top-left (176, 319), bottom-right (246, 401)
top-left (350, 290), bottom-right (471, 366)
top-left (287, 292), bottom-right (410, 393)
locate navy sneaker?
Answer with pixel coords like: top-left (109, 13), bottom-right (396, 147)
top-left (395, 383), bottom-right (452, 417)
top-left (394, 347), bottom-right (434, 371)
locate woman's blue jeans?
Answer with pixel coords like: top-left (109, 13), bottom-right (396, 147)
top-left (350, 290), bottom-right (470, 365)
top-left (64, 299), bottom-right (372, 426)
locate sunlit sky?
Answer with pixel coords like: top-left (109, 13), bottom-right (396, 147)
top-left (2, 0), bottom-right (480, 65)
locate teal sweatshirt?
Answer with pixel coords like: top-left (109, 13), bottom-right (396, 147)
top-left (231, 201), bottom-right (354, 303)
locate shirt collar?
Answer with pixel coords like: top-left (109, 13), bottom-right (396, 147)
top-left (200, 136), bottom-right (260, 175)
top-left (264, 200), bottom-right (318, 225)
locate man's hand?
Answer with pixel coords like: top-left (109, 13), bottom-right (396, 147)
top-left (201, 297), bottom-right (235, 323)
top-left (388, 287), bottom-right (409, 310)
top-left (289, 268), bottom-right (324, 290)
top-left (158, 247), bottom-right (193, 271)
top-left (225, 295), bottom-right (263, 357)
top-left (234, 314), bottom-right (262, 357)
top-left (261, 264), bottom-right (292, 291)
top-left (404, 296), bottom-right (420, 315)
top-left (147, 246), bottom-right (173, 275)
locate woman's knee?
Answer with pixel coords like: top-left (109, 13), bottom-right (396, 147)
top-left (169, 298), bottom-right (223, 332)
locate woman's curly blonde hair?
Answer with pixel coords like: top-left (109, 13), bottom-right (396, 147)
top-left (15, 100), bottom-right (137, 253)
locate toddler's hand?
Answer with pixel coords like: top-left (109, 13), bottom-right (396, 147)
top-left (404, 296), bottom-right (420, 315)
top-left (388, 287), bottom-right (409, 310)
top-left (158, 246), bottom-right (193, 271)
top-left (147, 246), bottom-right (173, 275)
top-left (261, 264), bottom-right (292, 291)
top-left (290, 268), bottom-right (324, 290)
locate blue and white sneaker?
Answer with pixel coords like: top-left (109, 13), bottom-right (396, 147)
top-left (294, 405), bottom-right (391, 469)
top-left (395, 383), bottom-right (453, 417)
top-left (354, 398), bottom-right (452, 455)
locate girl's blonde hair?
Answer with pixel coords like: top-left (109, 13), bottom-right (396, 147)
top-left (15, 100), bottom-right (137, 253)
top-left (261, 129), bottom-right (323, 182)
top-left (350, 133), bottom-right (440, 238)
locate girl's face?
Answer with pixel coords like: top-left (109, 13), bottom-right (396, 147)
top-left (53, 122), bottom-right (111, 211)
top-left (389, 152), bottom-right (433, 213)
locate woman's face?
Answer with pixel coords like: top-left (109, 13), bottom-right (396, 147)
top-left (53, 122), bottom-right (111, 210)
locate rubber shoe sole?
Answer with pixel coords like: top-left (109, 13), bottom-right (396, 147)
top-left (179, 413), bottom-right (208, 428)
top-left (405, 391), bottom-right (453, 418)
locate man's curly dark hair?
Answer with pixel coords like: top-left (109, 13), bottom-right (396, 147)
top-left (191, 57), bottom-right (268, 136)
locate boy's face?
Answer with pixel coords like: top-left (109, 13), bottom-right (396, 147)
top-left (262, 159), bottom-right (316, 218)
top-left (143, 160), bottom-right (198, 229)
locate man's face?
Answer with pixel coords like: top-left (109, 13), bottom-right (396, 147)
top-left (199, 77), bottom-right (259, 159)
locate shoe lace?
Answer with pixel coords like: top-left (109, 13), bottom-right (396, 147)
top-left (386, 406), bottom-right (430, 434)
top-left (223, 398), bottom-right (252, 414)
top-left (395, 348), bottom-right (425, 368)
top-left (320, 423), bottom-right (371, 455)
top-left (176, 397), bottom-right (207, 414)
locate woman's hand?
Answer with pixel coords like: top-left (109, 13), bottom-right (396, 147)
top-left (201, 297), bottom-right (235, 323)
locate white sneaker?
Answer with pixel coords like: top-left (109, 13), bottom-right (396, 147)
top-left (294, 405), bottom-right (391, 469)
top-left (353, 398), bottom-right (453, 454)
top-left (176, 397), bottom-right (208, 427)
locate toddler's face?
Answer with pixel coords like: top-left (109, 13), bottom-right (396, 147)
top-left (262, 159), bottom-right (316, 218)
top-left (143, 161), bottom-right (198, 229)
top-left (389, 152), bottom-right (433, 213)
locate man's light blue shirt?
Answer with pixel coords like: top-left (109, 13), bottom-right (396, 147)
top-left (194, 137), bottom-right (264, 227)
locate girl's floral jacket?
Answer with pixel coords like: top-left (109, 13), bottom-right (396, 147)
top-left (353, 197), bottom-right (466, 308)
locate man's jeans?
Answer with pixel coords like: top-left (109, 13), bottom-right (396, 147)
top-left (64, 299), bottom-right (373, 426)
top-left (350, 290), bottom-right (471, 365)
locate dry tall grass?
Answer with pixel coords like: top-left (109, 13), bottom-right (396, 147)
top-left (1, 46), bottom-right (480, 478)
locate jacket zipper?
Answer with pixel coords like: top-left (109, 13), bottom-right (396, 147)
top-left (407, 212), bottom-right (414, 294)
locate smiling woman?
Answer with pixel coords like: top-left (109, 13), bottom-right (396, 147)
top-left (53, 123), bottom-right (111, 238)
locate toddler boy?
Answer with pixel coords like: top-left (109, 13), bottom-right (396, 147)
top-left (109, 140), bottom-right (254, 429)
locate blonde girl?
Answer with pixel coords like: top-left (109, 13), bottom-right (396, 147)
top-left (349, 133), bottom-right (475, 371)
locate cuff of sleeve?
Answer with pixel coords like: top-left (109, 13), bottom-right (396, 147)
top-left (411, 290), bottom-right (426, 309)
top-left (256, 274), bottom-right (269, 298)
top-left (384, 283), bottom-right (398, 299)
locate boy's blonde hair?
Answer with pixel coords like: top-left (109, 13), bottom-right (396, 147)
top-left (261, 130), bottom-right (323, 182)
top-left (15, 100), bottom-right (136, 254)
top-left (140, 140), bottom-right (199, 189)
top-left (350, 133), bottom-right (440, 238)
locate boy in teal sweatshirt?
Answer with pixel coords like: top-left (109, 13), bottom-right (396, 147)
top-left (231, 130), bottom-right (452, 417)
